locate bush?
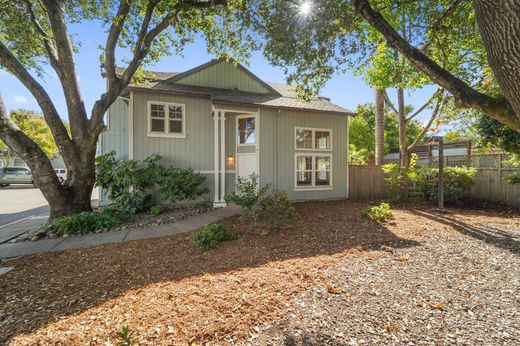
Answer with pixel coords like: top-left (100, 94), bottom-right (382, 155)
top-left (52, 210), bottom-right (123, 235)
top-left (256, 191), bottom-right (296, 231)
top-left (190, 224), bottom-right (238, 250)
top-left (505, 171), bottom-right (520, 185)
top-left (363, 203), bottom-right (394, 222)
top-left (159, 167), bottom-right (209, 205)
top-left (150, 204), bottom-right (164, 216)
top-left (415, 166), bottom-right (476, 204)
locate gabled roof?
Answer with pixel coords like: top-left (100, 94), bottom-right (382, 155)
top-left (115, 61), bottom-right (354, 116)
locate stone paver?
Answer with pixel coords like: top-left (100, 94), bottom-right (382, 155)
top-left (0, 205), bottom-right (241, 260)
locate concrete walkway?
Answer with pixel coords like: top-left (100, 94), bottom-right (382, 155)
top-left (0, 205), bottom-right (241, 260)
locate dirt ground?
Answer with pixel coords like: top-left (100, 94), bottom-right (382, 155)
top-left (0, 200), bottom-right (519, 345)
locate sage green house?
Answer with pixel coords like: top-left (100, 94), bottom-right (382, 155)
top-left (100, 59), bottom-right (354, 207)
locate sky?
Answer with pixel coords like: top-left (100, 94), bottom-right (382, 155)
top-left (1, 19), bottom-right (437, 126)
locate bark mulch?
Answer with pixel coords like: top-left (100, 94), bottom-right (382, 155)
top-left (0, 200), bottom-right (518, 345)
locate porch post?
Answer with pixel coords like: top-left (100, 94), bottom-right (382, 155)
top-left (213, 108), bottom-right (220, 205)
top-left (220, 111), bottom-right (227, 205)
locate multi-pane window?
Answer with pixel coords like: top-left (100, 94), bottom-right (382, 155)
top-left (148, 102), bottom-right (185, 137)
top-left (295, 128), bottom-right (331, 150)
top-left (295, 127), bottom-right (332, 190)
top-left (295, 154), bottom-right (332, 188)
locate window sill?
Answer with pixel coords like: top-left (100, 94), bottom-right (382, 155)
top-left (147, 132), bottom-right (186, 139)
top-left (294, 186), bottom-right (333, 192)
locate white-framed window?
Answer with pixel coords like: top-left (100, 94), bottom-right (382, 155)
top-left (295, 153), bottom-right (332, 190)
top-left (295, 127), bottom-right (332, 150)
top-left (237, 116), bottom-right (256, 145)
top-left (147, 101), bottom-right (186, 138)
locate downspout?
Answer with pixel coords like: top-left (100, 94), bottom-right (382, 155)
top-left (128, 91), bottom-right (134, 160)
top-left (220, 111), bottom-right (226, 205)
top-left (275, 109), bottom-right (280, 190)
top-left (212, 107), bottom-right (220, 206)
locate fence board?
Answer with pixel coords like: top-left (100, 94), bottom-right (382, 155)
top-left (348, 165), bottom-right (385, 199)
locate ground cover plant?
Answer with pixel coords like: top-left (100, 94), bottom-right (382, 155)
top-left (363, 202), bottom-right (394, 222)
top-left (190, 223), bottom-right (238, 250)
top-left (52, 209), bottom-right (123, 236)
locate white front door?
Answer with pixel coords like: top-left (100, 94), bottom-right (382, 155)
top-left (236, 115), bottom-right (258, 180)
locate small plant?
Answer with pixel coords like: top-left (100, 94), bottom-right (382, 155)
top-left (190, 224), bottom-right (238, 250)
top-left (225, 173), bottom-right (270, 229)
top-left (150, 204), bottom-right (164, 216)
top-left (256, 191), bottom-right (296, 231)
top-left (117, 325), bottom-right (132, 346)
top-left (363, 203), bottom-right (394, 222)
top-left (52, 211), bottom-right (123, 235)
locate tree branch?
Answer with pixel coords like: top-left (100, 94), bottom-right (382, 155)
top-left (383, 90), bottom-right (398, 114)
top-left (104, 0), bottom-right (132, 84)
top-left (354, 0), bottom-right (520, 132)
top-left (406, 87), bottom-right (441, 121)
top-left (0, 40), bottom-right (73, 158)
top-left (408, 92), bottom-right (445, 151)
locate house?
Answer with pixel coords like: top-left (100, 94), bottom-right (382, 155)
top-left (100, 59), bottom-right (354, 207)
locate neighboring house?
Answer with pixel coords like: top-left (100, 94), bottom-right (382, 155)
top-left (101, 59), bottom-right (354, 207)
top-left (383, 140), bottom-right (473, 161)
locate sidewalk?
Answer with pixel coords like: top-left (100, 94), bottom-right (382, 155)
top-left (0, 215), bottom-right (48, 244)
top-left (0, 205), bottom-right (241, 260)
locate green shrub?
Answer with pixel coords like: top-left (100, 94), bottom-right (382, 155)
top-left (159, 167), bottom-right (209, 205)
top-left (415, 166), bottom-right (476, 204)
top-left (505, 171), bottom-right (520, 185)
top-left (382, 163), bottom-right (405, 200)
top-left (190, 224), bottom-right (238, 250)
top-left (150, 204), bottom-right (164, 216)
top-left (52, 211), bottom-right (123, 235)
top-left (225, 173), bottom-right (270, 229)
top-left (256, 191), bottom-right (296, 231)
top-left (117, 325), bottom-right (132, 346)
top-left (363, 203), bottom-right (394, 222)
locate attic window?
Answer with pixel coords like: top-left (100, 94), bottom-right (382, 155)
top-left (147, 101), bottom-right (186, 138)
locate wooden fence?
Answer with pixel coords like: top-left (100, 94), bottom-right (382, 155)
top-left (348, 164), bottom-right (520, 208)
top-left (348, 165), bottom-right (386, 199)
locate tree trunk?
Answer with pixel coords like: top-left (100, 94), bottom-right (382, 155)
top-left (375, 88), bottom-right (385, 166)
top-left (397, 87), bottom-right (409, 200)
top-left (474, 0), bottom-right (520, 123)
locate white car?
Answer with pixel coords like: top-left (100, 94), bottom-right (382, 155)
top-left (54, 169), bottom-right (68, 183)
top-left (0, 167), bottom-right (36, 187)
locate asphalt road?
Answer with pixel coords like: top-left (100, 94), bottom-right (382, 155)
top-left (0, 185), bottom-right (100, 227)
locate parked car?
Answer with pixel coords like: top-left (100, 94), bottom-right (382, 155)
top-left (54, 168), bottom-right (68, 183)
top-left (0, 167), bottom-right (36, 187)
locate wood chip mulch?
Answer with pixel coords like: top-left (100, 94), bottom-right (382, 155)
top-left (0, 200), bottom-right (518, 345)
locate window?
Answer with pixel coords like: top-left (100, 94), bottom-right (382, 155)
top-left (237, 117), bottom-right (256, 145)
top-left (295, 154), bottom-right (332, 189)
top-left (295, 128), bottom-right (331, 150)
top-left (148, 101), bottom-right (185, 138)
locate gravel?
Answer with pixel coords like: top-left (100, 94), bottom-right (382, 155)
top-left (255, 221), bottom-right (520, 345)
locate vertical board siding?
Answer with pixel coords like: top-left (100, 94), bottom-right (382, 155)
top-left (348, 165), bottom-right (386, 199)
top-left (261, 109), bottom-right (349, 200)
top-left (132, 91), bottom-right (214, 170)
top-left (176, 61), bottom-right (270, 94)
top-left (102, 97), bottom-right (129, 160)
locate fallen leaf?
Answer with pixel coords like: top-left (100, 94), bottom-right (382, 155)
top-left (381, 245), bottom-right (394, 253)
top-left (428, 301), bottom-right (445, 310)
top-left (327, 286), bottom-right (343, 294)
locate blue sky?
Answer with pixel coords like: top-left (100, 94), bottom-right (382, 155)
top-left (1, 20), bottom-right (437, 125)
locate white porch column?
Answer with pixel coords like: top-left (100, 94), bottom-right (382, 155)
top-left (219, 111), bottom-right (226, 205)
top-left (213, 108), bottom-right (220, 205)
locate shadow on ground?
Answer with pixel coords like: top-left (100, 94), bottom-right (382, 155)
top-left (409, 208), bottom-right (520, 256)
top-left (0, 200), bottom-right (418, 342)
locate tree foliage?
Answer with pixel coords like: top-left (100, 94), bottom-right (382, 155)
top-left (477, 116), bottom-right (520, 155)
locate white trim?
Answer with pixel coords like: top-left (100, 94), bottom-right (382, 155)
top-left (294, 127), bottom-right (333, 152)
top-left (128, 91), bottom-right (134, 159)
top-left (236, 114), bottom-right (258, 146)
top-left (213, 108), bottom-right (219, 205)
top-left (198, 169), bottom-right (236, 174)
top-left (146, 100), bottom-right (186, 138)
top-left (220, 111), bottom-right (226, 204)
top-left (294, 153), bottom-right (333, 191)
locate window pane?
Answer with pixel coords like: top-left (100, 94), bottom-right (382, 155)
top-left (151, 118), bottom-right (164, 132)
top-left (296, 171), bottom-right (312, 186)
top-left (315, 131), bottom-right (330, 149)
top-left (296, 129), bottom-right (312, 149)
top-left (315, 171), bottom-right (330, 185)
top-left (169, 119), bottom-right (182, 133)
top-left (169, 105), bottom-right (183, 119)
top-left (296, 156), bottom-right (312, 171)
top-left (316, 156), bottom-right (331, 171)
top-left (237, 117), bottom-right (256, 144)
top-left (150, 104), bottom-right (165, 118)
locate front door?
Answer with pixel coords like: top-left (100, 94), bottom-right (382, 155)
top-left (236, 115), bottom-right (258, 181)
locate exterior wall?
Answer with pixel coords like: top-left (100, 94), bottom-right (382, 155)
top-left (102, 97), bottom-right (129, 160)
top-left (175, 61), bottom-right (270, 94)
top-left (259, 109), bottom-right (349, 201)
